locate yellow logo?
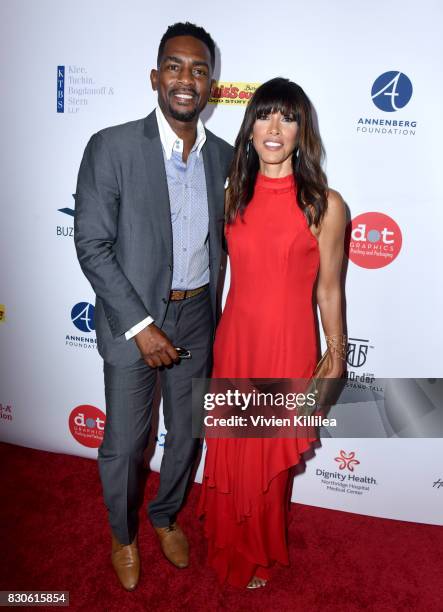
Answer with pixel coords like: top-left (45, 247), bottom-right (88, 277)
top-left (0, 304), bottom-right (5, 323)
top-left (209, 82), bottom-right (260, 106)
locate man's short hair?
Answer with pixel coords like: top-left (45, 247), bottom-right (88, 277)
top-left (157, 22), bottom-right (216, 70)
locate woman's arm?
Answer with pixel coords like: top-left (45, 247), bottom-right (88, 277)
top-left (316, 189), bottom-right (347, 376)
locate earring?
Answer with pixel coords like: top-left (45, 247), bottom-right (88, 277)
top-left (246, 139), bottom-right (252, 157)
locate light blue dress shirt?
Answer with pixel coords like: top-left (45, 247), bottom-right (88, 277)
top-left (125, 107), bottom-right (209, 339)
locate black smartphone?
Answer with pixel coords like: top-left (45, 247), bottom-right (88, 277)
top-left (175, 347), bottom-right (192, 359)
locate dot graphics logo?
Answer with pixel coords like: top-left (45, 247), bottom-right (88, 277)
top-left (71, 302), bottom-right (95, 332)
top-left (69, 404), bottom-right (105, 447)
top-left (346, 212), bottom-right (402, 269)
top-left (371, 71), bottom-right (413, 112)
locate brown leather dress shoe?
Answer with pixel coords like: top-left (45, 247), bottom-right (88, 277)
top-left (154, 523), bottom-right (189, 568)
top-left (111, 533), bottom-right (140, 591)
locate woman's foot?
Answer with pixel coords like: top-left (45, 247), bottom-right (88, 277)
top-left (247, 575), bottom-right (267, 589)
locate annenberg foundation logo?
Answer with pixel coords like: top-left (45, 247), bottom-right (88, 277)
top-left (69, 405), bottom-right (105, 448)
top-left (209, 81), bottom-right (260, 105)
top-left (371, 71), bottom-right (413, 112)
top-left (357, 70), bottom-right (416, 137)
top-left (334, 450), bottom-right (360, 471)
top-left (66, 302), bottom-right (97, 350)
top-left (316, 450), bottom-right (378, 496)
top-left (0, 304), bottom-right (5, 323)
top-left (346, 212), bottom-right (402, 269)
top-left (71, 302), bottom-right (95, 332)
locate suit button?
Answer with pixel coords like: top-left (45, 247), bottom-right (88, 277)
top-left (162, 298), bottom-right (167, 304)
top-left (168, 264), bottom-right (172, 271)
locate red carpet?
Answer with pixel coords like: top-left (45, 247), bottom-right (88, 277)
top-left (0, 441), bottom-right (441, 612)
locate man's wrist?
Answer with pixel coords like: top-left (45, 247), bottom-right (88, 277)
top-left (125, 316), bottom-right (155, 340)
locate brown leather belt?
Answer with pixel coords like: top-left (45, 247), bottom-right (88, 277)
top-left (169, 284), bottom-right (208, 301)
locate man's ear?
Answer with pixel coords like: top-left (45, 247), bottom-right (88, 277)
top-left (150, 68), bottom-right (158, 91)
top-left (210, 78), bottom-right (216, 96)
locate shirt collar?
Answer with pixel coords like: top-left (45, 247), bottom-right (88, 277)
top-left (155, 106), bottom-right (206, 160)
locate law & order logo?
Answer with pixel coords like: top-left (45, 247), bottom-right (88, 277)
top-left (65, 302), bottom-right (97, 350)
top-left (316, 450), bottom-right (378, 496)
top-left (347, 337), bottom-right (371, 368)
top-left (346, 212), bottom-right (402, 269)
top-left (345, 335), bottom-right (377, 386)
top-left (69, 405), bottom-right (105, 447)
top-left (357, 70), bottom-right (416, 137)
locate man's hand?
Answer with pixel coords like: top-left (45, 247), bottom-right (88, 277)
top-left (134, 323), bottom-right (179, 368)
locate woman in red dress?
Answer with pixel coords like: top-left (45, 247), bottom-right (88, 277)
top-left (198, 78), bottom-right (347, 589)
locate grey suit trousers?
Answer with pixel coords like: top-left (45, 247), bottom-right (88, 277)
top-left (98, 288), bottom-right (213, 545)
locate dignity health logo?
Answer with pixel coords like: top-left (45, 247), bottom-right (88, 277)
top-left (334, 450), bottom-right (360, 471)
top-left (316, 450), bottom-right (377, 496)
top-left (357, 70), bottom-right (416, 136)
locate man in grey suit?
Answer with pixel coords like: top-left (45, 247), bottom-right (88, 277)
top-left (74, 22), bottom-right (232, 590)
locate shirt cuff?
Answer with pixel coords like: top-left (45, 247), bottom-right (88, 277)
top-left (125, 316), bottom-right (155, 340)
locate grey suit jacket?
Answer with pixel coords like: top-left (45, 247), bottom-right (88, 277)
top-left (74, 110), bottom-right (233, 366)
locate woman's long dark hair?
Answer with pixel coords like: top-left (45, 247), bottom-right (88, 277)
top-left (226, 77), bottom-right (328, 226)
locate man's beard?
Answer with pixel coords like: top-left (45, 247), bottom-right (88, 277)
top-left (167, 105), bottom-right (199, 122)
top-left (167, 89), bottom-right (200, 122)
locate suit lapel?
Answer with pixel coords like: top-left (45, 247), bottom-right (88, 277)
top-left (203, 140), bottom-right (223, 261)
top-left (141, 111), bottom-right (173, 258)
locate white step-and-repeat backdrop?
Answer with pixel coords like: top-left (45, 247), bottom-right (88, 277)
top-left (1, 0), bottom-right (442, 525)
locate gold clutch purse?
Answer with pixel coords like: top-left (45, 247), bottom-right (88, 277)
top-left (312, 349), bottom-right (331, 379)
top-left (303, 335), bottom-right (347, 415)
top-left (301, 350), bottom-right (331, 415)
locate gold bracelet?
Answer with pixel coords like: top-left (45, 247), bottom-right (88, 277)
top-left (325, 334), bottom-right (348, 361)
